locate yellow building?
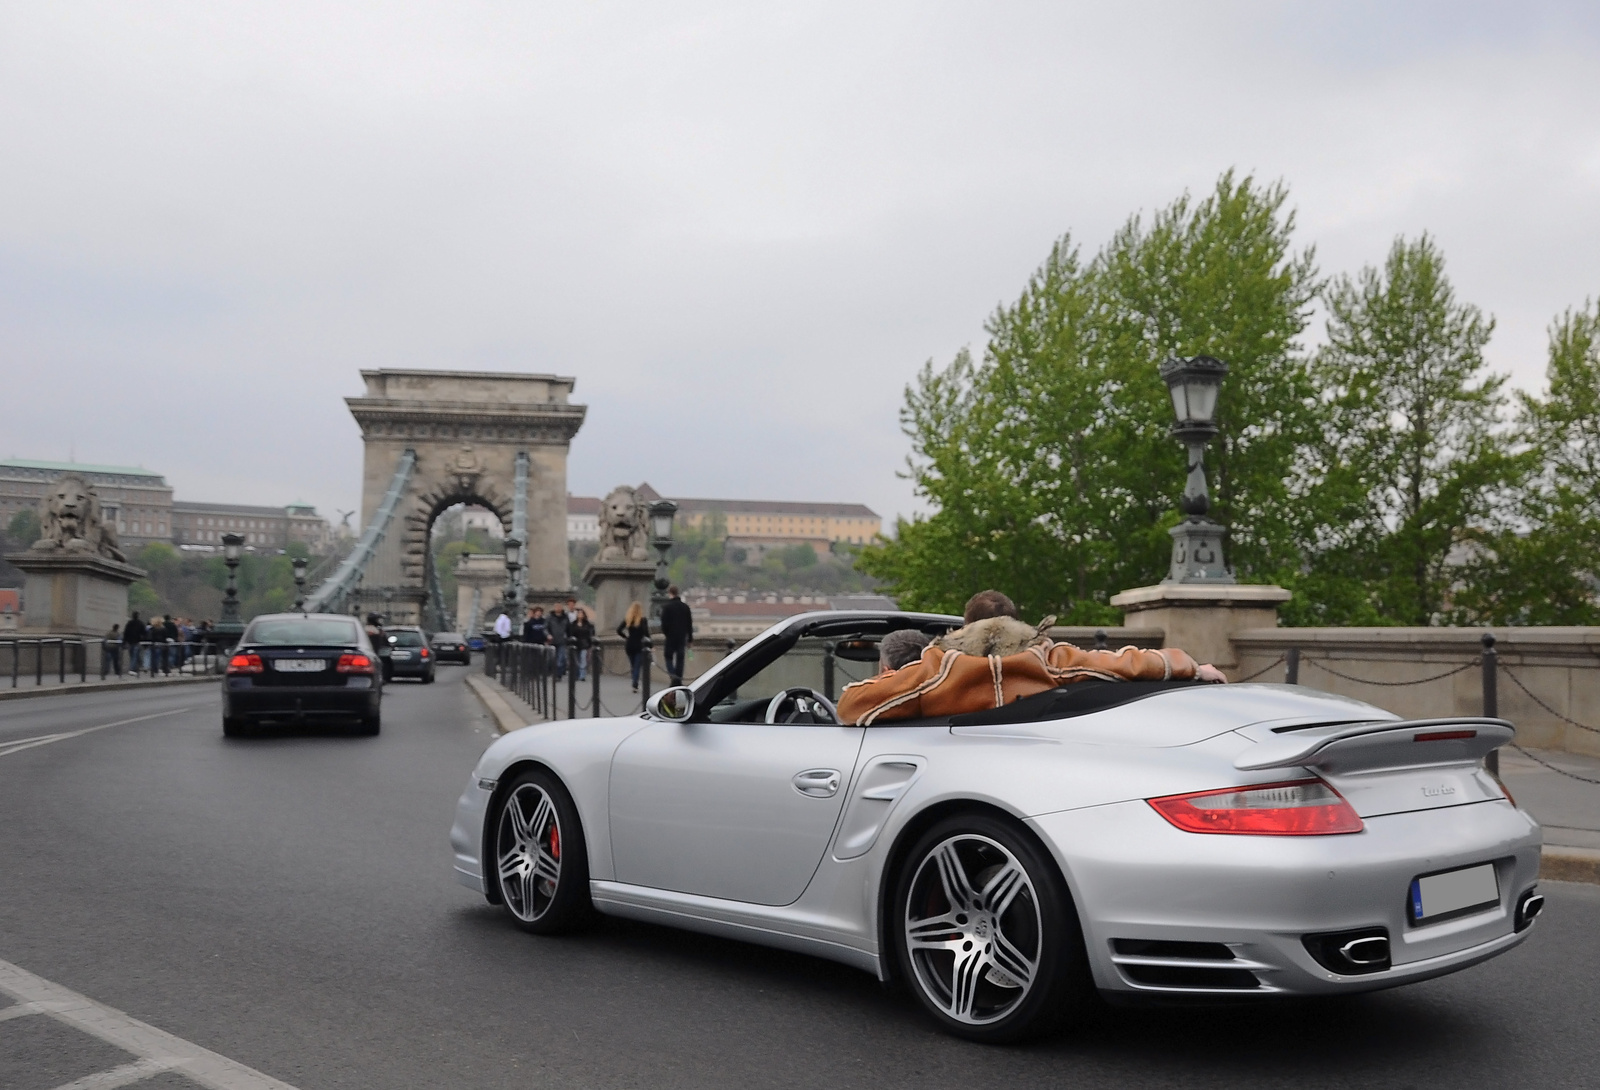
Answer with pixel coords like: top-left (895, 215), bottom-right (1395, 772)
top-left (583, 485), bottom-right (881, 550)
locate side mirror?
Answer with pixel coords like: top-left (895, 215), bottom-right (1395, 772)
top-left (646, 686), bottom-right (695, 722)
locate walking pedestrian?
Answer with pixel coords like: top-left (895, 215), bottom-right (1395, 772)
top-left (521, 606), bottom-right (547, 645)
top-left (160, 614), bottom-right (180, 675)
top-left (660, 585), bottom-right (693, 687)
top-left (492, 611), bottom-right (512, 642)
top-left (547, 599), bottom-right (572, 678)
top-left (105, 623), bottom-right (123, 676)
top-left (570, 607), bottom-right (595, 682)
top-left (616, 602), bottom-right (650, 692)
top-left (123, 611), bottom-right (145, 675)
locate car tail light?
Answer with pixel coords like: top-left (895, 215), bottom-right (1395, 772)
top-left (420, 648), bottom-right (430, 659)
top-left (337, 653), bottom-right (374, 675)
top-left (1148, 779), bottom-right (1363, 836)
top-left (226, 653), bottom-right (263, 675)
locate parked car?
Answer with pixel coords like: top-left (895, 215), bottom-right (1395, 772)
top-left (223, 613), bottom-right (382, 736)
top-left (384, 625), bottom-right (435, 683)
top-left (431, 632), bottom-right (471, 665)
top-left (450, 610), bottom-right (1542, 1042)
top-left (467, 635), bottom-right (487, 652)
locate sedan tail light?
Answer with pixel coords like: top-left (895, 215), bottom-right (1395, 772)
top-left (420, 648), bottom-right (431, 659)
top-left (337, 653), bottom-right (375, 675)
top-left (1148, 779), bottom-right (1363, 836)
top-left (226, 653), bottom-right (263, 675)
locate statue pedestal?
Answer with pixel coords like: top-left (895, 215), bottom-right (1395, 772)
top-left (6, 552), bottom-right (146, 636)
top-left (1110, 583), bottom-right (1291, 671)
top-left (582, 559), bottom-right (655, 636)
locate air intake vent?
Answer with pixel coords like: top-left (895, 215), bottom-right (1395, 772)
top-left (1112, 939), bottom-right (1234, 960)
top-left (1120, 965), bottom-right (1260, 989)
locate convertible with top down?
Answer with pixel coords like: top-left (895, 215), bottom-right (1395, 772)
top-left (449, 610), bottom-right (1542, 1041)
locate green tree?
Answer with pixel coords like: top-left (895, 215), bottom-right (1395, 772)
top-left (7, 507), bottom-right (41, 544)
top-left (1458, 300), bottom-right (1600, 623)
top-left (1309, 234), bottom-right (1517, 624)
top-left (861, 172), bottom-right (1321, 620)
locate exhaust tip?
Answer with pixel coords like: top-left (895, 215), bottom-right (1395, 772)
top-left (1516, 890), bottom-right (1544, 932)
top-left (1303, 927), bottom-right (1391, 975)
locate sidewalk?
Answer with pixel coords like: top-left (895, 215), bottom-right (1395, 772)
top-left (0, 671), bottom-right (221, 701)
top-left (465, 669), bottom-right (645, 733)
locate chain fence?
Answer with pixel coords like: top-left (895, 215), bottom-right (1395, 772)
top-left (1, 637), bottom-right (234, 688)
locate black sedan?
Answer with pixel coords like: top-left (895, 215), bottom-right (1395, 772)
top-left (383, 625), bottom-right (436, 683)
top-left (430, 632), bottom-right (471, 665)
top-left (223, 613), bottom-right (382, 736)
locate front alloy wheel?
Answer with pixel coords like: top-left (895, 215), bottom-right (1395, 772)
top-left (895, 816), bottom-right (1090, 1041)
top-left (493, 771), bottom-right (591, 933)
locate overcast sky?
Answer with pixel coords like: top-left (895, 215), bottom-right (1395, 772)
top-left (3, 2), bottom-right (1598, 531)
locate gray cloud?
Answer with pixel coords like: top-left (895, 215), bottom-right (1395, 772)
top-left (2, 1), bottom-right (1597, 529)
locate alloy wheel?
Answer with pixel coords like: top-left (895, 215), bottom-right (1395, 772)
top-left (903, 833), bottom-right (1042, 1025)
top-left (497, 783), bottom-right (563, 922)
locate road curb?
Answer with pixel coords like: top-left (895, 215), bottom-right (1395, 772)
top-left (464, 674), bottom-right (535, 735)
top-left (0, 674), bottom-right (221, 702)
top-left (1542, 846), bottom-right (1600, 885)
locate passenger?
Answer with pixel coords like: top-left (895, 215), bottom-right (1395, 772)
top-left (837, 590), bottom-right (1226, 725)
top-left (877, 629), bottom-right (932, 673)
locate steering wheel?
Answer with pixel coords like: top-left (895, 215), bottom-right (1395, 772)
top-left (764, 687), bottom-right (840, 725)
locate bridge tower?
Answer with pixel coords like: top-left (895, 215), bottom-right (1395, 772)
top-left (341, 369), bottom-right (585, 626)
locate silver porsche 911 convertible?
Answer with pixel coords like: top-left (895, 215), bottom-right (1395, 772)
top-left (450, 611), bottom-right (1543, 1042)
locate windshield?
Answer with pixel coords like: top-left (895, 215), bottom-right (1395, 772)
top-left (709, 634), bottom-right (883, 721)
top-left (245, 618), bottom-right (362, 646)
top-left (391, 630), bottom-right (426, 648)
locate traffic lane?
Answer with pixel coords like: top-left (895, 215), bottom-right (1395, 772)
top-left (0, 681), bottom-right (218, 745)
top-left (0, 666), bottom-right (1594, 1089)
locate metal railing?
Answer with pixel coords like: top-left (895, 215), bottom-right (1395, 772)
top-left (482, 641), bottom-right (606, 720)
top-left (2, 638), bottom-right (236, 688)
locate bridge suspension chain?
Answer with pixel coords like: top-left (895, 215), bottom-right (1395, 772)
top-left (304, 448), bottom-right (417, 615)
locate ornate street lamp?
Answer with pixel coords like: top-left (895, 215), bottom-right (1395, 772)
top-left (1158, 354), bottom-right (1234, 584)
top-left (291, 555), bottom-right (309, 612)
top-left (382, 586), bottom-right (394, 624)
top-left (215, 532), bottom-right (247, 647)
top-left (648, 500), bottom-right (678, 620)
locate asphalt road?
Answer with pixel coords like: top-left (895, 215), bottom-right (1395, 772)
top-left (3, 668), bottom-right (1600, 1090)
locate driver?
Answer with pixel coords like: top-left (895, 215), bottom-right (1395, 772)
top-left (837, 590), bottom-right (1226, 726)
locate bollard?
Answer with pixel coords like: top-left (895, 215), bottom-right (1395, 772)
top-left (641, 640), bottom-right (652, 711)
top-left (1286, 646), bottom-right (1300, 685)
top-left (592, 646), bottom-right (602, 718)
top-left (1094, 628), bottom-right (1107, 651)
top-left (1482, 632), bottom-right (1499, 776)
top-left (37, 640), bottom-right (44, 687)
top-left (567, 662), bottom-right (578, 720)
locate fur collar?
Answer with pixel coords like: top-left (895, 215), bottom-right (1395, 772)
top-left (933, 614), bottom-right (1057, 658)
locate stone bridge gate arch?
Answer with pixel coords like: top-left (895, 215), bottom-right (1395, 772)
top-left (343, 369), bottom-right (585, 626)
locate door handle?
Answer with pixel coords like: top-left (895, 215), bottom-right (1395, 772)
top-left (792, 769), bottom-right (841, 798)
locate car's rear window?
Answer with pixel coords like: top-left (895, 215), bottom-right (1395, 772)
top-left (246, 618), bottom-right (362, 646)
top-left (391, 630), bottom-right (426, 647)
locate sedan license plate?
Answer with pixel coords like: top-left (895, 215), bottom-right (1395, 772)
top-left (273, 659), bottom-right (326, 673)
top-left (390, 651), bottom-right (412, 660)
top-left (1409, 863), bottom-right (1499, 924)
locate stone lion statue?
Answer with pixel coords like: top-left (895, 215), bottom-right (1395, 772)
top-left (32, 472), bottom-right (127, 563)
top-left (597, 485), bottom-right (650, 562)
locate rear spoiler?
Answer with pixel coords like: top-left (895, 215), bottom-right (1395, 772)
top-left (1235, 718), bottom-right (1514, 774)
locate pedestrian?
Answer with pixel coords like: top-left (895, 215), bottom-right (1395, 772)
top-left (522, 606), bottom-right (547, 645)
top-left (122, 612), bottom-right (144, 675)
top-left (160, 614), bottom-right (180, 675)
top-left (660, 585), bottom-right (693, 686)
top-left (492, 611), bottom-right (512, 642)
top-left (547, 599), bottom-right (571, 678)
top-left (570, 607), bottom-right (595, 681)
top-left (616, 601), bottom-right (650, 692)
top-left (105, 623), bottom-right (123, 676)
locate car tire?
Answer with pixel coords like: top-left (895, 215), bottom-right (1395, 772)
top-left (358, 713), bottom-right (381, 736)
top-left (222, 716), bottom-right (247, 738)
top-left (424, 670), bottom-right (435, 684)
top-left (491, 769), bottom-right (594, 934)
top-left (891, 812), bottom-right (1092, 1043)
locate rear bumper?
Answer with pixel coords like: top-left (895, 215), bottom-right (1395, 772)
top-left (224, 678), bottom-right (378, 720)
top-left (1030, 797), bottom-right (1542, 998)
top-left (386, 656), bottom-right (432, 676)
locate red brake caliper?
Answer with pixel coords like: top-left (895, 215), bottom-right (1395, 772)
top-left (549, 825), bottom-right (560, 861)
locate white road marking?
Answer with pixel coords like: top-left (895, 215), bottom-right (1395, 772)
top-left (0, 958), bottom-right (300, 1090)
top-left (0, 707), bottom-right (203, 759)
top-left (50, 1057), bottom-right (179, 1090)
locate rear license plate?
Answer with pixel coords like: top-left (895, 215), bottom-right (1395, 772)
top-left (273, 659), bottom-right (326, 673)
top-left (1409, 863), bottom-right (1499, 924)
top-left (390, 651), bottom-right (412, 660)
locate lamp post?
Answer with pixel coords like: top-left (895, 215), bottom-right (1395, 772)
top-left (1158, 354), bottom-right (1234, 584)
top-left (648, 500), bottom-right (678, 620)
top-left (292, 555), bottom-right (309, 612)
top-left (214, 533), bottom-right (247, 648)
top-left (502, 536), bottom-right (522, 618)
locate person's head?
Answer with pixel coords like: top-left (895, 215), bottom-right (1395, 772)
top-left (566, 597), bottom-right (577, 610)
top-left (879, 629), bottom-right (931, 672)
top-left (625, 601), bottom-right (644, 627)
top-left (668, 585), bottom-right (680, 599)
top-left (576, 606), bottom-right (588, 621)
top-left (531, 606), bottom-right (544, 618)
top-left (962, 590), bottom-right (1019, 625)
top-left (110, 623), bottom-right (120, 635)
top-left (130, 612), bottom-right (140, 622)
